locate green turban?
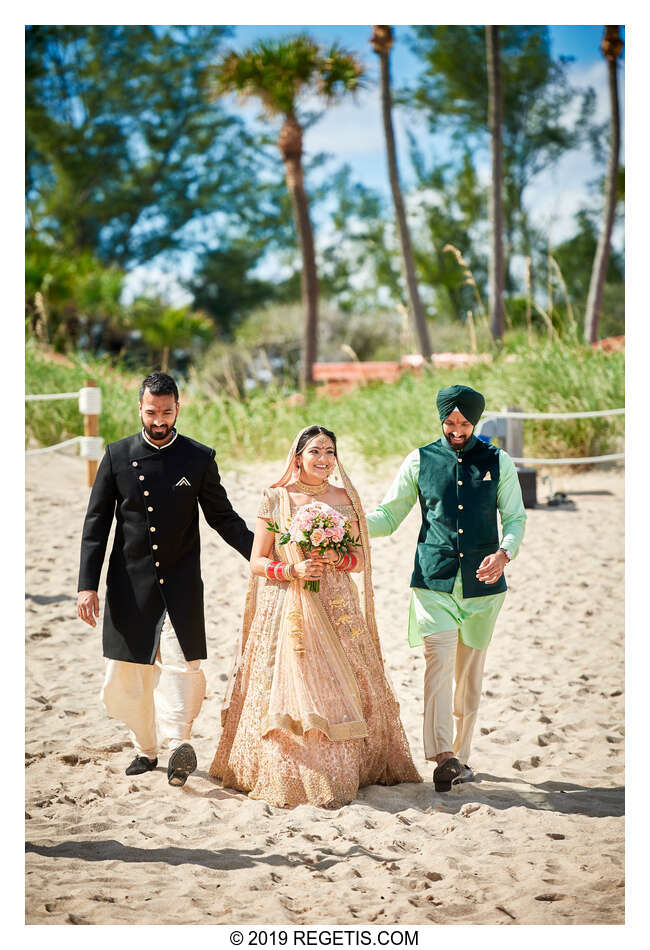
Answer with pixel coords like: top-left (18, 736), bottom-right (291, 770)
top-left (436, 384), bottom-right (485, 427)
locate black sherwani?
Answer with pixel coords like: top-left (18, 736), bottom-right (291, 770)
top-left (78, 431), bottom-right (253, 664)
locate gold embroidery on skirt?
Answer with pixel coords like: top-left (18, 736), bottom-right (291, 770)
top-left (287, 600), bottom-right (305, 654)
top-left (330, 590), bottom-right (361, 638)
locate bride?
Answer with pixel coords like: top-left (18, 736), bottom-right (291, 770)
top-left (210, 425), bottom-right (421, 808)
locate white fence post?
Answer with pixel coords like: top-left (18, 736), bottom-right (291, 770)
top-left (82, 379), bottom-right (99, 487)
top-left (26, 382), bottom-right (103, 483)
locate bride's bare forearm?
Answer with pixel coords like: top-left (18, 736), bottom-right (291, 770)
top-left (251, 556), bottom-right (273, 578)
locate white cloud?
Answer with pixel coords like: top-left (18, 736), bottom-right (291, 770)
top-left (122, 264), bottom-right (193, 308)
top-left (302, 87), bottom-right (384, 158)
top-left (524, 57), bottom-right (625, 247)
top-left (566, 57), bottom-right (626, 129)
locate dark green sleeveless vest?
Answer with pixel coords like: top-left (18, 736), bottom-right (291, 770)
top-left (410, 435), bottom-right (507, 598)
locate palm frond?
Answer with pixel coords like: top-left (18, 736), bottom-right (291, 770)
top-left (210, 35), bottom-right (364, 118)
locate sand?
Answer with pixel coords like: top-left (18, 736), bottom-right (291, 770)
top-left (25, 451), bottom-right (624, 926)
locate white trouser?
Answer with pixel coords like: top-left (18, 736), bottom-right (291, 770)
top-left (100, 614), bottom-right (206, 760)
top-left (423, 629), bottom-right (488, 765)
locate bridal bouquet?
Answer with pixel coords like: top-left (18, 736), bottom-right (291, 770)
top-left (266, 501), bottom-right (357, 592)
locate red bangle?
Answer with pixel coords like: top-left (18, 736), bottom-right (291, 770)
top-left (336, 553), bottom-right (358, 572)
top-left (266, 561), bottom-right (293, 581)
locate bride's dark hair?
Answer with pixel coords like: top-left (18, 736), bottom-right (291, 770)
top-left (295, 425), bottom-right (337, 457)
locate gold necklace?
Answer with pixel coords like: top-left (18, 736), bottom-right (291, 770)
top-left (295, 476), bottom-right (329, 495)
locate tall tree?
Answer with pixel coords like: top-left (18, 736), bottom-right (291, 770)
top-left (584, 26), bottom-right (624, 342)
top-left (485, 26), bottom-right (505, 339)
top-left (316, 154), bottom-right (488, 322)
top-left (371, 26), bottom-right (432, 357)
top-left (210, 36), bottom-right (363, 388)
top-left (26, 25), bottom-right (274, 268)
top-left (409, 26), bottom-right (594, 293)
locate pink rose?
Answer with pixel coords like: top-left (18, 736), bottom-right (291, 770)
top-left (310, 528), bottom-right (326, 546)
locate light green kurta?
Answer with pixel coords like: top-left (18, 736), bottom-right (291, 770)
top-left (366, 447), bottom-right (527, 649)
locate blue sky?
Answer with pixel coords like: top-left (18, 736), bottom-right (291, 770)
top-left (124, 25), bottom-right (625, 303)
top-left (224, 25), bottom-right (625, 195)
top-left (232, 24), bottom-right (613, 70)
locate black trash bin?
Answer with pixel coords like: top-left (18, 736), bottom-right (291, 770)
top-left (516, 466), bottom-right (537, 508)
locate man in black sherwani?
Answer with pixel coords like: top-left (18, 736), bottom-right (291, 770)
top-left (77, 372), bottom-right (253, 786)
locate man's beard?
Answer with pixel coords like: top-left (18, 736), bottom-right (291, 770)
top-left (444, 431), bottom-right (471, 451)
top-left (142, 417), bottom-right (176, 441)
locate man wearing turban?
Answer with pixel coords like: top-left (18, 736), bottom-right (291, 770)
top-left (366, 384), bottom-right (526, 791)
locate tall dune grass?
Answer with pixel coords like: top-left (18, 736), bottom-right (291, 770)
top-left (25, 340), bottom-right (139, 448)
top-left (26, 338), bottom-right (624, 465)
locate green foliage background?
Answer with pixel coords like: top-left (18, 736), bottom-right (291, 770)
top-left (25, 26), bottom-right (625, 469)
top-left (26, 339), bottom-right (624, 466)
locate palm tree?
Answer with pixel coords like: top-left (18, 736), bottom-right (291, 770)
top-left (210, 36), bottom-right (363, 388)
top-left (371, 26), bottom-right (432, 358)
top-left (129, 299), bottom-right (213, 372)
top-left (584, 26), bottom-right (624, 343)
top-left (485, 26), bottom-right (505, 340)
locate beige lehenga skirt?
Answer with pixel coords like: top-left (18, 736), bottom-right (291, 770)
top-left (210, 565), bottom-right (422, 808)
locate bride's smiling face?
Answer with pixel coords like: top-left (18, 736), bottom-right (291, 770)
top-left (297, 435), bottom-right (336, 482)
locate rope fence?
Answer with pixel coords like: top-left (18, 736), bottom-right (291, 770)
top-left (481, 407), bottom-right (625, 421)
top-left (26, 436), bottom-right (104, 457)
top-left (25, 391), bottom-right (84, 402)
top-left (476, 407), bottom-right (625, 466)
top-left (25, 381), bottom-right (103, 485)
top-left (508, 452), bottom-right (624, 465)
top-left (25, 388), bottom-right (624, 484)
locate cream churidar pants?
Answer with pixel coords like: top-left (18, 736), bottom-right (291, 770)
top-left (100, 614), bottom-right (206, 760)
top-left (423, 629), bottom-right (487, 765)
